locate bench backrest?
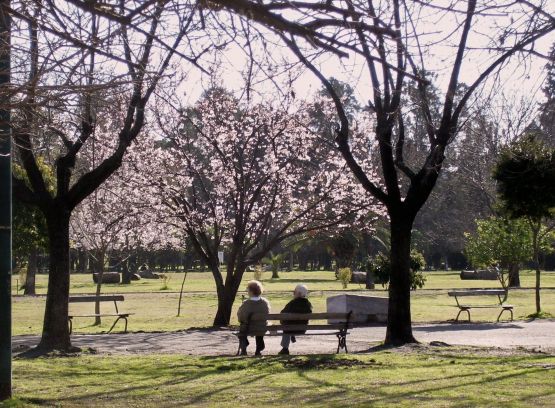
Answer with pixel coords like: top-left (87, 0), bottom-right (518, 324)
top-left (448, 290), bottom-right (505, 297)
top-left (249, 312), bottom-right (351, 321)
top-left (68, 295), bottom-right (125, 303)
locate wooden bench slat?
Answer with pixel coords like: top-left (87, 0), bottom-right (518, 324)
top-left (448, 290), bottom-right (505, 296)
top-left (265, 332), bottom-right (349, 337)
top-left (69, 313), bottom-right (132, 318)
top-left (267, 324), bottom-right (352, 331)
top-left (249, 312), bottom-right (351, 321)
top-left (457, 305), bottom-right (513, 309)
top-left (69, 295), bottom-right (125, 303)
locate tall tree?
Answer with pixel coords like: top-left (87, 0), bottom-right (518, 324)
top-left (140, 89), bottom-right (381, 326)
top-left (8, 2), bottom-right (203, 352)
top-left (211, 0), bottom-right (555, 344)
top-left (493, 135), bottom-right (555, 314)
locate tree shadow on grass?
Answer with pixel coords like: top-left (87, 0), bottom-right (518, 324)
top-left (25, 360), bottom-right (239, 406)
top-left (293, 358), bottom-right (548, 406)
top-left (413, 322), bottom-right (524, 332)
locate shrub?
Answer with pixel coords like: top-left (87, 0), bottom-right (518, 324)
top-left (338, 267), bottom-right (352, 289)
top-left (369, 250), bottom-right (427, 290)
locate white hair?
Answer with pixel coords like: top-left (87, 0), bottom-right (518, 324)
top-left (294, 284), bottom-right (308, 298)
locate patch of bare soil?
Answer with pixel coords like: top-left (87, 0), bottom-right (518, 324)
top-left (281, 355), bottom-right (382, 370)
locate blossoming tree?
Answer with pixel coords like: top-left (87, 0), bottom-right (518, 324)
top-left (138, 89), bottom-right (383, 326)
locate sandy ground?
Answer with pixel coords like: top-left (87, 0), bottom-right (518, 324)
top-left (12, 319), bottom-right (555, 356)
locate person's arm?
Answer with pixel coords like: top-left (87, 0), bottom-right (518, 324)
top-left (237, 302), bottom-right (246, 323)
top-left (281, 300), bottom-right (293, 314)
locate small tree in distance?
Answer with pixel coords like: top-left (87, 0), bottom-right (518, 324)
top-left (465, 217), bottom-right (533, 293)
top-left (493, 136), bottom-right (555, 314)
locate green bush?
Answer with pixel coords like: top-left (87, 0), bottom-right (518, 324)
top-left (338, 267), bottom-right (352, 289)
top-left (369, 250), bottom-right (426, 290)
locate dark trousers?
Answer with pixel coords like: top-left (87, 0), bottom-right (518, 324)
top-left (239, 335), bottom-right (265, 352)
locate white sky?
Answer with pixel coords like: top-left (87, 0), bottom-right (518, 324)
top-left (176, 4), bottom-right (555, 118)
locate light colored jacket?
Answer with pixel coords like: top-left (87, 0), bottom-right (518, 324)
top-left (237, 297), bottom-right (270, 336)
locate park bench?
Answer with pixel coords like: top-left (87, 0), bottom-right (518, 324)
top-left (68, 295), bottom-right (132, 334)
top-left (235, 311), bottom-right (354, 355)
top-left (447, 289), bottom-right (513, 322)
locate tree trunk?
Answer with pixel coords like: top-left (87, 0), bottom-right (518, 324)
top-left (121, 260), bottom-right (131, 284)
top-left (23, 247), bottom-right (37, 295)
top-left (213, 283), bottom-right (236, 327)
top-left (508, 264), bottom-right (520, 288)
top-left (94, 249), bottom-right (105, 325)
top-left (385, 215), bottom-right (417, 345)
top-left (76, 249), bottom-right (87, 273)
top-left (38, 213), bottom-right (72, 351)
top-left (530, 222), bottom-right (541, 315)
top-left (213, 265), bottom-right (245, 327)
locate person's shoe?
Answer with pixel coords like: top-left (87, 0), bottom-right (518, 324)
top-left (239, 350), bottom-right (247, 356)
top-left (278, 348), bottom-right (289, 355)
top-left (254, 350), bottom-right (262, 356)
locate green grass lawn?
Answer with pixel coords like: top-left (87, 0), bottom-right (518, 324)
top-left (11, 269), bottom-right (555, 295)
top-left (3, 349), bottom-right (555, 407)
top-left (10, 270), bottom-right (555, 336)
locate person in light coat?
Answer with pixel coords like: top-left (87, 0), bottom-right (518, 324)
top-left (237, 280), bottom-right (270, 356)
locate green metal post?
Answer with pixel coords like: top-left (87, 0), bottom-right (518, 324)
top-left (0, 0), bottom-right (11, 401)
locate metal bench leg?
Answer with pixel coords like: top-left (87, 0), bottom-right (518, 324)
top-left (108, 317), bottom-right (122, 333)
top-left (497, 308), bottom-right (513, 322)
top-left (68, 318), bottom-right (73, 335)
top-left (123, 317), bottom-right (128, 333)
top-left (456, 308), bottom-right (470, 322)
top-left (336, 332), bottom-right (348, 354)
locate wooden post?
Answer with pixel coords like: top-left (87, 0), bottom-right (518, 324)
top-left (176, 271), bottom-right (188, 317)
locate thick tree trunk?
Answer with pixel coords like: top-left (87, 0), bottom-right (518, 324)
top-left (213, 265), bottom-right (246, 327)
top-left (385, 216), bottom-right (417, 345)
top-left (38, 213), bottom-right (72, 351)
top-left (23, 247), bottom-right (37, 295)
top-left (508, 264), bottom-right (520, 288)
top-left (213, 286), bottom-right (235, 327)
top-left (121, 260), bottom-right (131, 284)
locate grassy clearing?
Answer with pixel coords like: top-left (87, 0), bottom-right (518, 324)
top-left (3, 348), bottom-right (555, 407)
top-left (10, 271), bottom-right (555, 336)
top-left (11, 270), bottom-right (555, 295)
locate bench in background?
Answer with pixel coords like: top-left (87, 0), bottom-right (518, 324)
top-left (68, 295), bottom-right (132, 334)
top-left (448, 289), bottom-right (513, 322)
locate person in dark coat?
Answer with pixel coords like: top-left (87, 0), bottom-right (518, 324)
top-left (278, 284), bottom-right (312, 355)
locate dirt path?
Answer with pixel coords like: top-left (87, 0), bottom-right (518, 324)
top-left (13, 319), bottom-right (555, 356)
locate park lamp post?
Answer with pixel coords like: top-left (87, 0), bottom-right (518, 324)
top-left (0, 0), bottom-right (11, 401)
